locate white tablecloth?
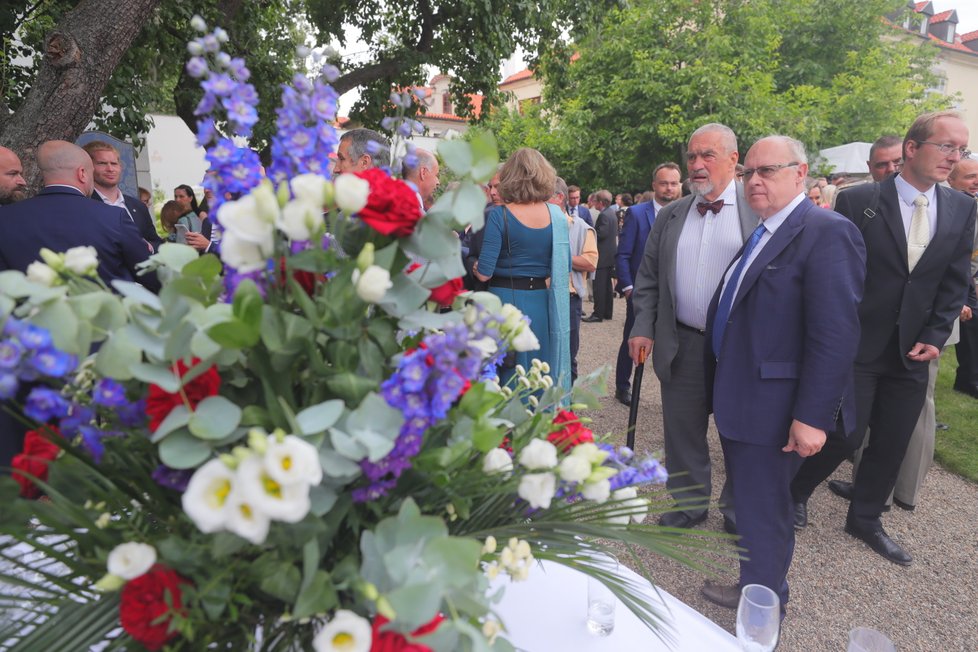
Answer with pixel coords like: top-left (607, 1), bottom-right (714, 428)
top-left (493, 560), bottom-right (740, 651)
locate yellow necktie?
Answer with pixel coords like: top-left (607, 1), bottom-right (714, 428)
top-left (908, 194), bottom-right (929, 271)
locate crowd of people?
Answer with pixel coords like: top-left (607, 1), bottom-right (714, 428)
top-left (2, 111), bottom-right (977, 626)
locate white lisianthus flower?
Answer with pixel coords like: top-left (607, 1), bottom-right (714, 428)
top-left (237, 456), bottom-right (310, 524)
top-left (352, 265), bottom-right (392, 303)
top-left (106, 542), bottom-right (157, 580)
top-left (278, 200), bottom-right (319, 241)
top-left (518, 439), bottom-right (558, 470)
top-left (62, 246), bottom-right (99, 276)
top-left (182, 459), bottom-right (237, 534)
top-left (333, 173), bottom-right (370, 214)
top-left (482, 448), bottom-right (513, 475)
top-left (224, 488), bottom-right (272, 545)
top-left (251, 181), bottom-right (281, 224)
top-left (313, 610), bottom-right (372, 652)
top-left (26, 261), bottom-right (58, 286)
top-left (610, 486), bottom-right (650, 525)
top-left (511, 325), bottom-right (540, 352)
top-left (570, 442), bottom-right (608, 465)
top-left (470, 336), bottom-right (498, 360)
top-left (264, 435), bottom-right (323, 486)
top-left (581, 478), bottom-right (612, 503)
top-left (220, 229), bottom-right (272, 272)
top-left (499, 303), bottom-right (523, 331)
top-left (557, 454), bottom-right (592, 483)
top-left (518, 472), bottom-right (557, 510)
top-left (291, 173), bottom-right (329, 207)
top-left (218, 195), bottom-right (276, 244)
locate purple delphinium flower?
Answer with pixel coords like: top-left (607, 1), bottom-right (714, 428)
top-left (17, 324), bottom-right (52, 350)
top-left (0, 373), bottom-right (17, 399)
top-left (117, 398), bottom-right (148, 428)
top-left (76, 425), bottom-right (107, 463)
top-left (152, 464), bottom-right (193, 492)
top-left (92, 378), bottom-right (128, 408)
top-left (267, 74), bottom-right (339, 183)
top-left (60, 403), bottom-right (95, 436)
top-left (0, 340), bottom-right (24, 369)
top-left (24, 387), bottom-right (71, 422)
top-left (29, 348), bottom-right (77, 378)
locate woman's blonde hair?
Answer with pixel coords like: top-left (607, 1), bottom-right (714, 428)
top-left (497, 148), bottom-right (557, 204)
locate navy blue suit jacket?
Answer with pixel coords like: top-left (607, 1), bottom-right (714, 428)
top-left (573, 204), bottom-right (593, 227)
top-left (615, 200), bottom-right (656, 292)
top-left (0, 186), bottom-right (160, 292)
top-left (704, 200), bottom-right (866, 446)
top-left (92, 191), bottom-right (164, 253)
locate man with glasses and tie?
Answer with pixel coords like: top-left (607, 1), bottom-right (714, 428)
top-left (628, 123), bottom-right (757, 535)
top-left (701, 135), bottom-right (865, 613)
top-left (792, 111), bottom-right (976, 566)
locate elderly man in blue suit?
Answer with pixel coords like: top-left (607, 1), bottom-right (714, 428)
top-left (613, 162), bottom-right (681, 405)
top-left (0, 140), bottom-right (159, 293)
top-left (700, 135), bottom-right (866, 614)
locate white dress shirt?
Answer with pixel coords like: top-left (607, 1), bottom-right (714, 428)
top-left (894, 173), bottom-right (938, 239)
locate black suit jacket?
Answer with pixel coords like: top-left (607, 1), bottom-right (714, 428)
top-left (92, 190), bottom-right (164, 252)
top-left (834, 176), bottom-right (975, 366)
top-left (594, 206), bottom-right (618, 269)
top-left (0, 186), bottom-right (160, 292)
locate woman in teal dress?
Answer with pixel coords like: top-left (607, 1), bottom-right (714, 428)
top-left (473, 148), bottom-right (571, 392)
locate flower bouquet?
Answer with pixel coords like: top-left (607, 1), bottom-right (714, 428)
top-left (0, 20), bottom-right (733, 652)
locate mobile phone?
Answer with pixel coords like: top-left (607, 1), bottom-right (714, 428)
top-left (174, 224), bottom-right (189, 244)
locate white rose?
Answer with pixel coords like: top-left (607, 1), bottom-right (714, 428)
top-left (333, 173), bottom-right (370, 214)
top-left (570, 442), bottom-right (607, 465)
top-left (291, 173), bottom-right (329, 206)
top-left (557, 454), bottom-right (592, 483)
top-left (482, 448), bottom-right (514, 475)
top-left (106, 542), bottom-right (157, 580)
top-left (518, 472), bottom-right (557, 510)
top-left (611, 486), bottom-right (649, 525)
top-left (313, 610), bottom-right (372, 652)
top-left (581, 479), bottom-right (611, 503)
top-left (352, 265), bottom-right (392, 303)
top-left (511, 325), bottom-right (540, 352)
top-left (500, 303), bottom-right (523, 330)
top-left (518, 438), bottom-right (558, 470)
top-left (63, 246), bottom-right (99, 275)
top-left (220, 229), bottom-right (272, 273)
top-left (251, 181), bottom-right (281, 224)
top-left (470, 336), bottom-right (498, 360)
top-left (278, 199), bottom-right (320, 241)
top-left (26, 262), bottom-right (58, 286)
top-left (218, 195), bottom-right (276, 244)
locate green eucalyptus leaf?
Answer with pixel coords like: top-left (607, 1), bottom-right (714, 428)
top-left (95, 329), bottom-right (141, 380)
top-left (130, 362), bottom-right (181, 392)
top-left (232, 279), bottom-right (264, 328)
top-left (324, 373), bottom-right (376, 405)
top-left (437, 139), bottom-right (473, 176)
top-left (309, 484), bottom-right (338, 516)
top-left (190, 329), bottom-right (222, 359)
top-left (31, 299), bottom-right (82, 355)
top-left (150, 405), bottom-right (191, 443)
top-left (208, 319), bottom-right (260, 348)
top-left (292, 570), bottom-right (337, 620)
top-left (296, 399), bottom-right (345, 435)
top-left (124, 323), bottom-right (166, 359)
top-left (259, 562), bottom-right (301, 602)
top-left (153, 243), bottom-right (200, 271)
top-left (318, 446), bottom-right (361, 479)
top-left (181, 253), bottom-right (223, 280)
top-left (158, 430), bottom-right (212, 469)
top-left (188, 396), bottom-right (242, 440)
top-left (112, 281), bottom-right (163, 310)
top-left (468, 131), bottom-right (500, 182)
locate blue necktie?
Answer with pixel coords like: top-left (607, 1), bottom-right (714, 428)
top-left (711, 224), bottom-right (768, 355)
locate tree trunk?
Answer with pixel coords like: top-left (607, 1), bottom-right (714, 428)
top-left (0, 0), bottom-right (162, 191)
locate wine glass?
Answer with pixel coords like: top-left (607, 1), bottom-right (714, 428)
top-left (736, 584), bottom-right (780, 652)
top-left (847, 627), bottom-right (896, 652)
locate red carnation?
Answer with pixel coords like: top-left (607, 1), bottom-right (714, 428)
top-left (146, 359), bottom-right (221, 431)
top-left (119, 565), bottom-right (188, 651)
top-left (428, 277), bottom-right (464, 308)
top-left (547, 410), bottom-right (594, 452)
top-left (371, 613), bottom-right (444, 652)
top-left (355, 168), bottom-right (423, 238)
top-left (11, 427), bottom-right (61, 499)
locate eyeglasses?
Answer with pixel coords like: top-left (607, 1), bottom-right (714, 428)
top-left (916, 141), bottom-right (971, 158)
top-left (742, 162), bottom-right (800, 180)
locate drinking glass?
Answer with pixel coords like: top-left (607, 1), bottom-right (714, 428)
top-left (735, 584), bottom-right (780, 652)
top-left (847, 627), bottom-right (896, 652)
top-left (585, 554), bottom-right (618, 636)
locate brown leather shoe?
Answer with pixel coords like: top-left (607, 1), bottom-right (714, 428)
top-left (701, 580), bottom-right (740, 609)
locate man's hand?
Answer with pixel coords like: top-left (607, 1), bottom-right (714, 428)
top-left (961, 305), bottom-right (973, 322)
top-left (906, 342), bottom-right (940, 362)
top-left (622, 288), bottom-right (632, 299)
top-left (184, 232), bottom-right (210, 253)
top-left (628, 336), bottom-right (652, 365)
top-left (782, 420), bottom-right (826, 457)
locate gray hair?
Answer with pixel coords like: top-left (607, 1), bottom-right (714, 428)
top-left (689, 123), bottom-right (738, 155)
top-left (340, 128), bottom-right (390, 168)
top-left (594, 189), bottom-right (613, 206)
top-left (402, 147), bottom-right (437, 179)
top-left (553, 175), bottom-right (568, 199)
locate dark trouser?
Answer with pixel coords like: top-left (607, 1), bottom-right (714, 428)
top-left (661, 327), bottom-right (735, 521)
top-left (615, 296), bottom-right (636, 393)
top-left (591, 267), bottom-right (614, 320)
top-left (721, 435), bottom-right (804, 617)
top-left (569, 293), bottom-right (582, 384)
top-left (792, 337), bottom-right (929, 528)
top-left (955, 316), bottom-right (978, 388)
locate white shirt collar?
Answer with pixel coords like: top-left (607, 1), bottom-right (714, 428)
top-left (653, 199), bottom-right (665, 212)
top-left (699, 179), bottom-right (737, 205)
top-left (894, 173), bottom-right (936, 208)
top-left (760, 192), bottom-right (807, 233)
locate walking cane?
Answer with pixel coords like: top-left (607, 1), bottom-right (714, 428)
top-left (626, 346), bottom-right (647, 450)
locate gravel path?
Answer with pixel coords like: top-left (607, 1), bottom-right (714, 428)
top-left (576, 295), bottom-right (978, 651)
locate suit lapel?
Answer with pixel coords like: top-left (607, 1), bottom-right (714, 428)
top-left (879, 177), bottom-right (907, 264)
top-left (730, 200), bottom-right (810, 314)
top-left (735, 182), bottom-right (758, 241)
top-left (645, 202), bottom-right (656, 231)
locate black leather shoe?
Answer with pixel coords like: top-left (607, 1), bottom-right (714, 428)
top-left (722, 516), bottom-right (737, 535)
top-left (581, 315), bottom-right (603, 323)
top-left (615, 389), bottom-right (632, 406)
top-left (893, 498), bottom-right (915, 512)
top-left (844, 521), bottom-right (912, 566)
top-left (793, 501), bottom-right (808, 529)
top-left (701, 580), bottom-right (740, 609)
top-left (952, 382), bottom-right (978, 398)
top-left (659, 511), bottom-right (708, 529)
top-left (828, 479), bottom-right (853, 500)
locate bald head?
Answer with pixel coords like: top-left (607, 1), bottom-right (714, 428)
top-left (0, 146), bottom-right (27, 204)
top-left (402, 148), bottom-right (440, 209)
top-left (949, 158), bottom-right (978, 197)
top-left (38, 141), bottom-right (95, 194)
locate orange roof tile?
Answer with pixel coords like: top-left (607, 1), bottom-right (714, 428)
top-left (961, 29), bottom-right (978, 42)
top-left (925, 31), bottom-right (974, 53)
top-left (930, 10), bottom-right (954, 23)
top-left (500, 68), bottom-right (535, 85)
top-left (914, 1), bottom-right (930, 11)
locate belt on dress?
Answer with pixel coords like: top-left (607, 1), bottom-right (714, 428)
top-left (490, 276), bottom-right (549, 291)
top-left (677, 322), bottom-right (706, 335)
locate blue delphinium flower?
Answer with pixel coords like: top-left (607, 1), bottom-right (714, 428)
top-left (60, 403), bottom-right (95, 436)
top-left (0, 373), bottom-right (17, 399)
top-left (0, 339), bottom-right (24, 369)
top-left (18, 324), bottom-right (52, 350)
top-left (29, 348), bottom-right (78, 378)
top-left (267, 69), bottom-right (339, 184)
top-left (77, 425), bottom-right (106, 463)
top-left (92, 379), bottom-right (128, 408)
top-left (24, 387), bottom-right (71, 422)
top-left (152, 464), bottom-right (194, 492)
top-left (117, 398), bottom-right (148, 428)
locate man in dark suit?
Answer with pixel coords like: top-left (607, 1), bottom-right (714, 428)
top-left (566, 185), bottom-right (593, 227)
top-left (613, 162), bottom-right (681, 405)
top-left (582, 190), bottom-right (617, 322)
top-left (949, 157), bottom-right (978, 398)
top-left (700, 135), bottom-right (865, 612)
top-left (83, 140), bottom-right (163, 252)
top-left (792, 111), bottom-right (975, 566)
top-left (0, 140), bottom-right (160, 293)
top-left (629, 124), bottom-right (756, 532)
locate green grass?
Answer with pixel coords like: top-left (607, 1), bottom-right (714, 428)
top-left (934, 347), bottom-right (978, 483)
